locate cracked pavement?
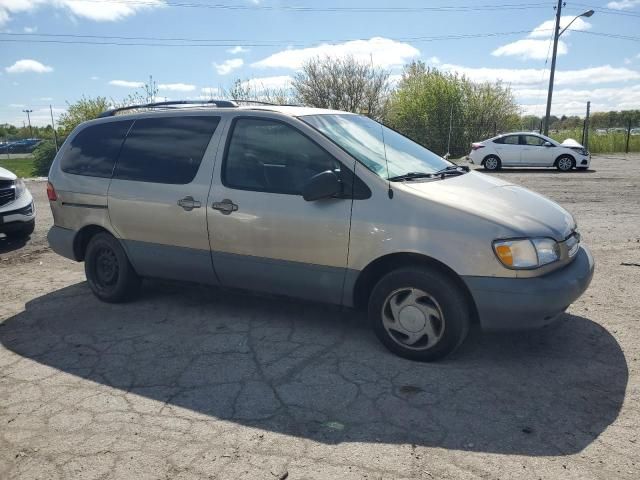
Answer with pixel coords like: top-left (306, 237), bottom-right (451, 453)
top-left (1, 155), bottom-right (639, 479)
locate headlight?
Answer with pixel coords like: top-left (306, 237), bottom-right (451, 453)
top-left (493, 237), bottom-right (560, 269)
top-left (14, 179), bottom-right (26, 199)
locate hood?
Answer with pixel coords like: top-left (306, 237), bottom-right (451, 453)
top-left (402, 171), bottom-right (575, 240)
top-left (0, 166), bottom-right (17, 181)
top-left (560, 138), bottom-right (584, 148)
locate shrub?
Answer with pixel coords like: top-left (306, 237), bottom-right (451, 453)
top-left (32, 140), bottom-right (58, 177)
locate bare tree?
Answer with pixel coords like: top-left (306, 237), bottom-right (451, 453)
top-left (222, 78), bottom-right (296, 105)
top-left (292, 56), bottom-right (391, 119)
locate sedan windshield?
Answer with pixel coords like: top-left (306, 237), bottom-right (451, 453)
top-left (301, 114), bottom-right (452, 179)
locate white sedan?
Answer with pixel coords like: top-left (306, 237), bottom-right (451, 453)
top-left (467, 132), bottom-right (591, 172)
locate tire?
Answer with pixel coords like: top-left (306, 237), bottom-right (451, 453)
top-left (556, 155), bottom-right (575, 172)
top-left (5, 220), bottom-right (35, 239)
top-left (84, 232), bottom-right (141, 303)
top-left (368, 267), bottom-right (470, 362)
top-left (483, 155), bottom-right (501, 171)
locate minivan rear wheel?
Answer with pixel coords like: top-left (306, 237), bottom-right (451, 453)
top-left (368, 268), bottom-right (470, 361)
top-left (85, 232), bottom-right (141, 303)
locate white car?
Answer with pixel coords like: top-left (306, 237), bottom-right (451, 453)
top-left (0, 166), bottom-right (35, 239)
top-left (467, 132), bottom-right (591, 172)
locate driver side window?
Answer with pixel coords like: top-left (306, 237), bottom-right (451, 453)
top-left (223, 118), bottom-right (340, 195)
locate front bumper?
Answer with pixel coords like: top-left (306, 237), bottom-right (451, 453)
top-left (463, 245), bottom-right (594, 331)
top-left (0, 200), bottom-right (36, 234)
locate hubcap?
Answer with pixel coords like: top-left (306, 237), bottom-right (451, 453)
top-left (381, 288), bottom-right (445, 350)
top-left (559, 158), bottom-right (572, 170)
top-left (486, 158), bottom-right (498, 169)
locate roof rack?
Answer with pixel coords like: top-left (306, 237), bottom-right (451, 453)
top-left (98, 99), bottom-right (238, 118)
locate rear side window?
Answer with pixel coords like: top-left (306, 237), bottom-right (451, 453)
top-left (114, 116), bottom-right (220, 184)
top-left (61, 120), bottom-right (133, 178)
top-left (499, 135), bottom-right (519, 145)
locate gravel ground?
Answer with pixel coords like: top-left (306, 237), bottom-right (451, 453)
top-left (1, 155), bottom-right (638, 479)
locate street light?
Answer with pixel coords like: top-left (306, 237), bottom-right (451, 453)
top-left (543, 3), bottom-right (595, 135)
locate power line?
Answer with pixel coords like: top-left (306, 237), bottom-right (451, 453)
top-left (40, 0), bottom-right (551, 13)
top-left (0, 29), bottom-right (551, 47)
top-left (1, 29), bottom-right (637, 48)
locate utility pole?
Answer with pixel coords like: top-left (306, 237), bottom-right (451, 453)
top-left (22, 109), bottom-right (33, 137)
top-left (544, 5), bottom-right (594, 136)
top-left (584, 101), bottom-right (590, 151)
top-left (50, 104), bottom-right (59, 152)
top-left (544, 0), bottom-right (563, 136)
top-left (626, 119), bottom-right (632, 154)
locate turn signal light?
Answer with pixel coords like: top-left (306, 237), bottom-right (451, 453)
top-left (46, 182), bottom-right (57, 201)
top-left (495, 244), bottom-right (513, 266)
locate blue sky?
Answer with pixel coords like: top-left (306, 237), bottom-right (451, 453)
top-left (1, 0), bottom-right (639, 126)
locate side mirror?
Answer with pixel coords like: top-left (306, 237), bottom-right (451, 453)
top-left (543, 141), bottom-right (553, 147)
top-left (302, 170), bottom-right (341, 201)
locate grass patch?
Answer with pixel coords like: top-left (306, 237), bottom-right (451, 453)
top-left (0, 156), bottom-right (35, 178)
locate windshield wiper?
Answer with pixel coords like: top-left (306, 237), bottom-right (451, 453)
top-left (388, 172), bottom-right (435, 182)
top-left (433, 165), bottom-right (470, 177)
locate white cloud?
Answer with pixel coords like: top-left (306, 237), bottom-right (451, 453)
top-left (23, 26), bottom-right (37, 33)
top-left (606, 0), bottom-right (640, 10)
top-left (494, 16), bottom-right (591, 60)
top-left (227, 46), bottom-right (250, 55)
top-left (5, 59), bottom-right (53, 73)
top-left (252, 37), bottom-right (420, 70)
top-left (427, 56), bottom-right (441, 65)
top-left (158, 83), bottom-right (196, 92)
top-left (493, 39), bottom-right (567, 60)
top-left (625, 58), bottom-right (632, 65)
top-left (517, 84), bottom-right (640, 115)
top-left (9, 103), bottom-right (25, 108)
top-left (214, 58), bottom-right (244, 75)
top-left (240, 76), bottom-right (293, 91)
top-left (90, 75), bottom-right (99, 80)
top-left (38, 97), bottom-right (53, 101)
top-left (441, 64), bottom-right (640, 86)
top-left (109, 79), bottom-right (144, 88)
top-left (0, 0), bottom-right (166, 26)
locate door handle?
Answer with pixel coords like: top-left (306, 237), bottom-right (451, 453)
top-left (177, 196), bottom-right (201, 211)
top-left (211, 199), bottom-right (238, 215)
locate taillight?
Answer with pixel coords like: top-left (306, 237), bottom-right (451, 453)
top-left (46, 182), bottom-right (57, 201)
top-left (471, 143), bottom-right (485, 151)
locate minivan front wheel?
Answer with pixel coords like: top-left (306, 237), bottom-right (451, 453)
top-left (85, 232), bottom-right (141, 303)
top-left (368, 268), bottom-right (470, 361)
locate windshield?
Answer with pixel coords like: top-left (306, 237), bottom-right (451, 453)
top-left (301, 114), bottom-right (452, 179)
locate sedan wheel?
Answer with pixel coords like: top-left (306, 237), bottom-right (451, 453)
top-left (556, 156), bottom-right (575, 172)
top-left (484, 156), bottom-right (500, 171)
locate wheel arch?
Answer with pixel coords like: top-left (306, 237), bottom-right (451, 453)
top-left (73, 224), bottom-right (114, 261)
top-left (351, 252), bottom-right (479, 324)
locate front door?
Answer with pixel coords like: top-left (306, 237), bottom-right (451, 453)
top-left (108, 115), bottom-right (224, 284)
top-left (207, 116), bottom-right (353, 304)
top-left (520, 135), bottom-right (555, 166)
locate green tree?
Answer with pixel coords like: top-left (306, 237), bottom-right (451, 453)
top-left (385, 62), bottom-right (520, 157)
top-left (58, 96), bottom-right (110, 135)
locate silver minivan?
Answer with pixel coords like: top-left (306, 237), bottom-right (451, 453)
top-left (47, 102), bottom-right (594, 361)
